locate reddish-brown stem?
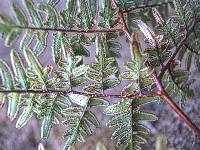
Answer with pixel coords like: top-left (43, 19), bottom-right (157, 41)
top-left (152, 70), bottom-right (200, 136)
top-left (13, 25), bottom-right (123, 33)
top-left (160, 92), bottom-right (200, 136)
top-left (112, 0), bottom-right (133, 42)
top-left (0, 89), bottom-right (159, 100)
top-left (118, 12), bottom-right (133, 42)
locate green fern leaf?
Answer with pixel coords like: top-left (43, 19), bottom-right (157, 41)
top-left (88, 0), bottom-right (98, 18)
top-left (132, 97), bottom-right (159, 107)
top-left (85, 68), bottom-right (102, 82)
top-left (105, 100), bottom-right (130, 115)
top-left (62, 106), bottom-right (83, 117)
top-left (80, 119), bottom-right (93, 135)
top-left (63, 128), bottom-right (79, 150)
top-left (103, 66), bottom-right (118, 78)
top-left (12, 3), bottom-right (28, 26)
top-left (16, 94), bottom-right (35, 128)
top-left (88, 98), bottom-right (109, 107)
top-left (20, 30), bottom-right (34, 51)
top-left (37, 4), bottom-right (59, 28)
top-left (0, 93), bottom-right (6, 108)
top-left (112, 124), bottom-right (131, 140)
top-left (7, 93), bottom-right (21, 121)
top-left (107, 113), bottom-right (130, 127)
top-left (5, 28), bottom-right (21, 47)
top-left (83, 83), bottom-right (101, 93)
top-left (23, 48), bottom-right (44, 83)
top-left (56, 94), bottom-right (71, 107)
top-left (24, 0), bottom-right (48, 55)
top-left (120, 71), bottom-right (139, 80)
top-left (0, 59), bottom-right (15, 90)
top-left (68, 93), bottom-right (88, 107)
top-left (83, 111), bottom-right (100, 127)
top-left (72, 65), bottom-right (89, 78)
top-left (10, 49), bottom-right (28, 89)
top-left (78, 0), bottom-right (92, 29)
top-left (52, 32), bottom-right (62, 64)
top-left (24, 0), bottom-right (42, 27)
top-left (132, 112), bottom-right (158, 122)
top-left (71, 77), bottom-right (87, 87)
top-left (132, 124), bottom-right (150, 134)
top-left (103, 79), bottom-right (121, 90)
top-left (41, 111), bottom-right (53, 140)
top-left (0, 23), bottom-right (14, 32)
top-left (34, 31), bottom-right (48, 55)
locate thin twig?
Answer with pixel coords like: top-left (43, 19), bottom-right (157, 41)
top-left (13, 25), bottom-right (123, 33)
top-left (112, 0), bottom-right (133, 42)
top-left (0, 89), bottom-right (159, 100)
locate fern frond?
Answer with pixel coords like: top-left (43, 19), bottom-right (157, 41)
top-left (24, 47), bottom-right (45, 86)
top-left (0, 0), bottom-right (200, 149)
top-left (84, 33), bottom-right (120, 94)
top-left (177, 32), bottom-right (200, 71)
top-left (99, 1), bottom-right (117, 29)
top-left (164, 68), bottom-right (194, 108)
top-left (0, 59), bottom-right (15, 90)
top-left (0, 0), bottom-right (62, 55)
top-left (0, 47), bottom-right (70, 137)
top-left (121, 60), bottom-right (154, 95)
top-left (60, 1), bottom-right (77, 29)
top-left (16, 94), bottom-right (35, 128)
top-left (37, 4), bottom-right (59, 28)
top-left (62, 95), bottom-right (106, 150)
top-left (160, 0), bottom-right (200, 69)
top-left (105, 97), bottom-right (158, 150)
top-left (10, 49), bottom-right (28, 89)
top-left (39, 93), bottom-right (69, 140)
top-left (78, 0), bottom-right (92, 29)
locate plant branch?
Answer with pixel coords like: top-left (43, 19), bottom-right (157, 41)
top-left (159, 18), bottom-right (200, 79)
top-left (0, 89), bottom-right (159, 100)
top-left (13, 25), bottom-right (123, 34)
top-left (113, 0), bottom-right (200, 136)
top-left (152, 70), bottom-right (200, 136)
top-left (122, 1), bottom-right (172, 13)
top-left (112, 0), bottom-right (133, 42)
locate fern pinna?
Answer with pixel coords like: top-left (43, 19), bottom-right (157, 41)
top-left (0, 0), bottom-right (200, 150)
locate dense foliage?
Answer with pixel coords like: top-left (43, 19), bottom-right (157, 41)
top-left (0, 0), bottom-right (200, 149)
